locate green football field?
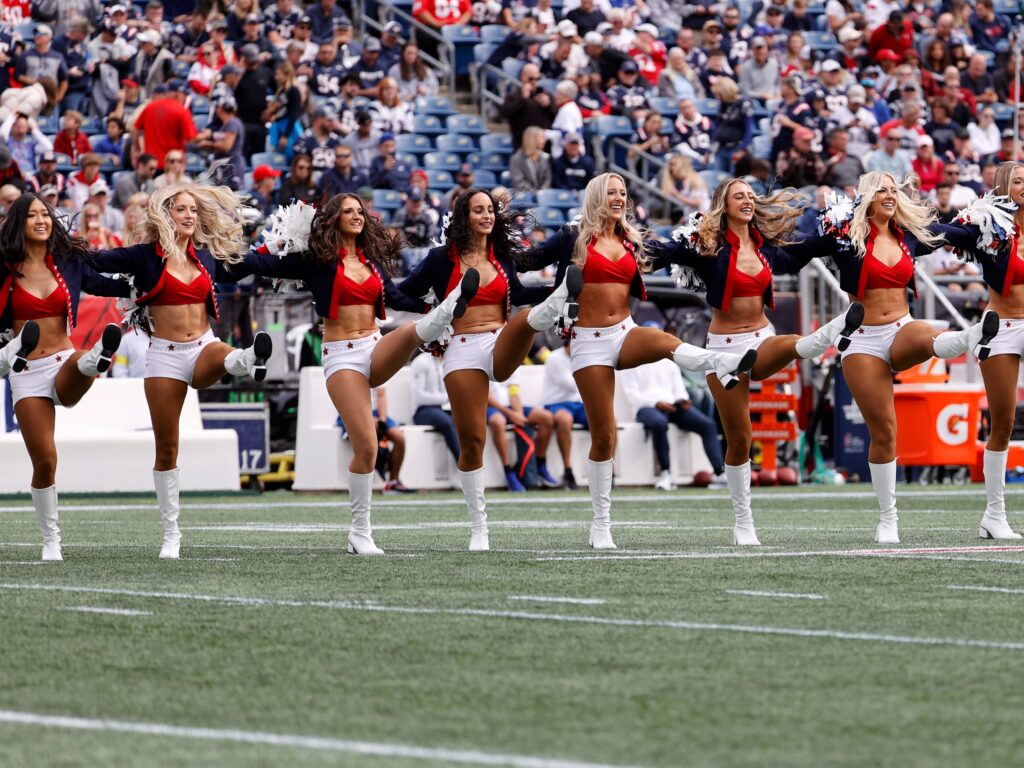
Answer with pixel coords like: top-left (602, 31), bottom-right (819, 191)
top-left (2, 485), bottom-right (1024, 768)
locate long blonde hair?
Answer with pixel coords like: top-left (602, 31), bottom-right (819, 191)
top-left (694, 178), bottom-right (803, 256)
top-left (661, 154), bottom-right (702, 196)
top-left (572, 173), bottom-right (649, 272)
top-left (848, 171), bottom-right (941, 257)
top-left (135, 184), bottom-right (246, 265)
top-left (993, 161), bottom-right (1024, 197)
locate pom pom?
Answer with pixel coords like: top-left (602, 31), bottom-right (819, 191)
top-left (954, 193), bottom-right (1018, 258)
top-left (669, 263), bottom-right (706, 291)
top-left (818, 191), bottom-right (855, 251)
top-left (671, 211), bottom-right (703, 246)
top-left (261, 201), bottom-right (316, 256)
top-left (114, 274), bottom-right (153, 334)
top-left (433, 210), bottom-right (455, 247)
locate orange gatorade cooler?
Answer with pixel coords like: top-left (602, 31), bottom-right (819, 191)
top-left (893, 384), bottom-right (984, 466)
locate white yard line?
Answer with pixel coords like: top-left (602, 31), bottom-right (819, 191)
top-left (948, 584), bottom-right (1024, 595)
top-left (58, 606), bottom-right (153, 617)
top-left (1, 582), bottom-right (1022, 651)
top-left (0, 710), bottom-right (644, 768)
top-left (508, 595), bottom-right (607, 606)
top-left (725, 590), bottom-right (825, 600)
top-left (535, 545), bottom-right (1024, 562)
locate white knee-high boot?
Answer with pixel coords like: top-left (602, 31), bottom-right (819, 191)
top-left (870, 460), bottom-right (899, 544)
top-left (460, 467), bottom-right (489, 551)
top-left (415, 269), bottom-right (480, 342)
top-left (223, 331), bottom-right (273, 382)
top-left (32, 485), bottom-right (62, 561)
top-left (795, 303), bottom-right (865, 358)
top-left (587, 458), bottom-right (616, 549)
top-left (932, 310), bottom-right (999, 361)
top-left (980, 449), bottom-right (1022, 539)
top-left (527, 265), bottom-right (582, 331)
top-left (347, 470), bottom-right (383, 555)
top-left (726, 462), bottom-right (760, 546)
top-left (672, 343), bottom-right (756, 391)
top-left (76, 323), bottom-right (122, 377)
top-left (0, 320), bottom-right (40, 378)
top-left (154, 468), bottom-right (181, 559)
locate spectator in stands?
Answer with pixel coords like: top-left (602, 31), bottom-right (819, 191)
top-left (294, 106), bottom-right (343, 172)
top-left (755, 4), bottom-right (788, 49)
top-left (413, 0), bottom-right (471, 31)
top-left (249, 164), bottom-right (281, 216)
top-left (996, 129), bottom-right (1024, 163)
top-left (369, 77), bottom-right (414, 134)
top-left (824, 127), bottom-right (865, 189)
top-left (66, 153), bottom-right (102, 210)
top-left (3, 115), bottom-right (51, 173)
top-left (629, 111), bottom-right (671, 172)
top-left (375, 21), bottom-right (403, 72)
top-left (86, 178), bottom-right (123, 231)
top-left (131, 30), bottom-right (174, 98)
top-left (968, 107), bottom-right (1001, 158)
top-left (566, 0), bottom-right (605, 35)
top-left (208, 19), bottom-right (236, 65)
top-left (868, 10), bottom-right (913, 59)
top-left (775, 125), bottom-right (826, 187)
top-left (930, 163), bottom-right (977, 209)
top-left (350, 37), bottom-right (387, 96)
top-left (114, 153), bottom-right (157, 208)
top-left (27, 152), bottom-right (65, 195)
top-left (389, 41), bottom-right (439, 101)
top-left (15, 26), bottom-right (68, 105)
top-left (310, 41), bottom-right (345, 98)
top-left (698, 47), bottom-right (735, 97)
top-left (227, 1), bottom-right (259, 41)
top-left (970, 0), bottom-right (1013, 54)
top-left (93, 117), bottom-right (127, 167)
top-left (170, 11), bottom-right (210, 63)
top-left (307, 0), bottom-right (345, 43)
top-left (620, 359), bottom-right (725, 491)
top-left (796, 184), bottom-right (830, 233)
top-left (710, 77), bottom-right (753, 172)
top-left (584, 29), bottom-right (628, 86)
top-left (196, 96), bottom-right (245, 190)
top-left (994, 54), bottom-right (1022, 104)
top-left (674, 97), bottom-right (713, 168)
top-left (721, 4), bottom-right (752, 61)
top-left (940, 66), bottom-right (977, 123)
top-left (408, 169), bottom-right (441, 210)
top-left (658, 47), bottom-right (702, 101)
top-left (832, 84), bottom-right (878, 159)
top-left (880, 100), bottom-right (925, 153)
top-left (409, 352), bottom-right (460, 462)
top-left (607, 59), bottom-right (651, 121)
top-left (187, 42), bottom-right (221, 95)
top-left (264, 62), bottom-right (303, 158)
top-left (342, 111), bottom-right (380, 171)
top-left (78, 201), bottom-right (122, 248)
top-left (539, 23), bottom-right (587, 81)
top-left (318, 144), bottom-right (367, 197)
top-left (551, 132), bottom-right (595, 191)
top-left (331, 17), bottom-right (362, 62)
top-left (783, 0), bottom-right (814, 32)
top-left (0, 76), bottom-right (58, 125)
top-left (911, 135), bottom-right (944, 192)
top-left (661, 154), bottom-right (708, 221)
top-left (509, 125), bottom-right (552, 192)
top-left (860, 77), bottom-right (892, 126)
top-left (574, 65), bottom-right (610, 117)
top-left (279, 153), bottom-right (318, 204)
top-left (487, 375), bottom-right (559, 492)
top-left (964, 53), bottom-right (998, 105)
top-left (499, 62), bottom-right (555, 150)
top-left (548, 80), bottom-right (584, 157)
top-left (541, 343), bottom-right (585, 490)
top-left (444, 163), bottom-right (475, 209)
top-left (265, 0), bottom-right (302, 48)
top-left (369, 133), bottom-right (411, 193)
top-left (235, 45), bottom-right (272, 161)
top-left (630, 23), bottom-right (666, 87)
top-left (923, 101), bottom-right (961, 157)
top-left (290, 16), bottom-right (318, 61)
top-left (391, 187), bottom-right (438, 267)
top-left (153, 149), bottom-right (189, 189)
top-left (132, 82), bottom-right (198, 171)
top-left (739, 37), bottom-right (780, 102)
top-left (866, 126), bottom-right (912, 178)
top-left (53, 16), bottom-right (91, 115)
top-left (367, 387), bottom-right (416, 495)
top-left (53, 111), bottom-right (90, 164)
top-left (818, 59), bottom-right (849, 113)
top-left (682, 4), bottom-right (720, 34)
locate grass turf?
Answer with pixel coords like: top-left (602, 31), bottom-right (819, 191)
top-left (2, 485), bottom-right (1024, 767)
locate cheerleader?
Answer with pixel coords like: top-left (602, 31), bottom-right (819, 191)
top-left (814, 172), bottom-right (999, 544)
top-left (235, 195), bottom-right (480, 555)
top-left (0, 193), bottom-right (128, 561)
top-left (653, 178), bottom-right (866, 545)
top-left (398, 188), bottom-right (582, 552)
top-left (951, 163), bottom-right (1024, 539)
top-left (526, 173), bottom-right (757, 549)
top-left (89, 184), bottom-right (275, 560)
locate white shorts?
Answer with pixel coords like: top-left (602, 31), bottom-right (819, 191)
top-left (443, 328), bottom-right (500, 381)
top-left (569, 317), bottom-right (637, 373)
top-left (840, 313), bottom-right (911, 367)
top-left (9, 349), bottom-right (68, 407)
top-left (987, 317), bottom-right (1024, 358)
top-left (705, 324), bottom-right (775, 354)
top-left (323, 333), bottom-right (380, 381)
top-left (145, 330), bottom-right (218, 386)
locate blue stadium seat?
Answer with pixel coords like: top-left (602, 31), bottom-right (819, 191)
top-left (652, 224), bottom-right (676, 241)
top-left (995, 0), bottom-right (1017, 13)
top-left (509, 191), bottom-right (537, 208)
top-left (534, 207), bottom-right (567, 227)
top-left (464, 152), bottom-right (482, 168)
top-left (413, 114), bottom-right (446, 136)
top-left (566, 206), bottom-right (581, 222)
top-left (537, 189), bottom-right (579, 209)
top-left (700, 170), bottom-right (729, 190)
top-left (435, 133), bottom-right (477, 155)
top-left (396, 133), bottom-right (434, 157)
top-left (537, 78), bottom-right (559, 94)
top-left (425, 169), bottom-right (454, 191)
top-left (252, 151), bottom-right (288, 170)
top-left (481, 24), bottom-right (509, 43)
top-left (480, 134), bottom-right (513, 154)
top-left (191, 95), bottom-right (210, 114)
top-left (804, 31), bottom-right (836, 50)
top-left (414, 96), bottom-right (456, 116)
top-left (446, 114), bottom-right (487, 136)
top-left (38, 113), bottom-right (60, 135)
top-left (478, 153), bottom-right (510, 172)
top-left (474, 43), bottom-right (498, 64)
top-left (372, 189), bottom-right (402, 210)
top-left (502, 58), bottom-right (525, 79)
top-left (185, 152), bottom-right (205, 173)
top-left (650, 96), bottom-right (678, 117)
top-left (424, 152), bottom-right (462, 171)
top-left (750, 135), bottom-right (772, 159)
top-left (474, 169), bottom-right (497, 186)
top-left (695, 98), bottom-right (720, 117)
top-left (195, 113), bottom-right (210, 131)
top-left (441, 24), bottom-right (482, 76)
top-left (990, 102), bottom-right (1015, 125)
top-left (594, 115), bottom-right (633, 137)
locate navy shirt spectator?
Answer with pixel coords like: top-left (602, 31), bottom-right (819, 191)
top-left (307, 0), bottom-right (346, 43)
top-left (369, 133), bottom-right (411, 193)
top-left (318, 144), bottom-right (368, 197)
top-left (52, 18), bottom-right (91, 115)
top-left (377, 21), bottom-right (404, 73)
top-left (250, 164), bottom-right (281, 216)
top-left (566, 0), bottom-right (605, 35)
top-left (969, 0), bottom-right (1013, 54)
top-left (15, 25), bottom-right (69, 101)
top-left (294, 108), bottom-right (344, 172)
top-left (169, 14), bottom-right (210, 60)
top-left (551, 133), bottom-right (596, 191)
top-left (607, 59), bottom-right (651, 120)
top-left (349, 37), bottom-right (387, 95)
top-left (266, 0), bottom-right (303, 46)
top-left (310, 42), bottom-right (346, 97)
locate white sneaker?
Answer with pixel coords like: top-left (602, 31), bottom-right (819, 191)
top-left (654, 470), bottom-right (674, 491)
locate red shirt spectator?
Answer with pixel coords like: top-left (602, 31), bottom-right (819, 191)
top-left (53, 110), bottom-right (92, 164)
top-left (630, 24), bottom-right (667, 87)
top-left (412, 0), bottom-right (470, 28)
top-left (868, 11), bottom-right (915, 59)
top-left (134, 92), bottom-right (198, 170)
top-left (911, 136), bottom-right (944, 192)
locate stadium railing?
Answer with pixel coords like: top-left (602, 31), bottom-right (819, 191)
top-left (357, 4), bottom-right (456, 97)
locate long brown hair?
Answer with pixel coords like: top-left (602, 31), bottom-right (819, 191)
top-left (398, 42), bottom-right (428, 82)
top-left (694, 179), bottom-right (804, 257)
top-left (308, 194), bottom-right (404, 275)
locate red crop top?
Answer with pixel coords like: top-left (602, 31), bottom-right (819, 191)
top-left (11, 280), bottom-right (68, 321)
top-left (150, 270), bottom-right (213, 306)
top-left (446, 245), bottom-right (507, 307)
top-left (864, 249), bottom-right (914, 290)
top-left (1009, 236), bottom-right (1024, 287)
top-left (731, 263), bottom-right (771, 298)
top-left (334, 248), bottom-right (383, 308)
top-left (583, 240), bottom-right (637, 284)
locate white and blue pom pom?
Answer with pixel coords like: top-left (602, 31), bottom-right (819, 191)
top-left (955, 193), bottom-right (1018, 257)
top-left (261, 201), bottom-right (316, 256)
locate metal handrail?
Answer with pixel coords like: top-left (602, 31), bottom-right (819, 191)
top-left (477, 62), bottom-right (520, 114)
top-left (359, 3), bottom-right (456, 97)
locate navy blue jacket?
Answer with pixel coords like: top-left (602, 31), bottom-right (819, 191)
top-left (0, 255), bottom-right (131, 334)
top-left (90, 242), bottom-right (231, 320)
top-left (650, 226), bottom-right (821, 312)
top-left (226, 245), bottom-right (422, 320)
top-left (954, 225), bottom-right (1024, 297)
top-left (526, 226), bottom-right (649, 302)
top-left (399, 245), bottom-right (549, 320)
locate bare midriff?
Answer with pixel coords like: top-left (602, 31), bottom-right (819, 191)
top-left (452, 303), bottom-right (504, 335)
top-left (150, 303), bottom-right (212, 342)
top-left (709, 299), bottom-right (771, 335)
top-left (988, 285), bottom-right (1024, 320)
top-left (577, 282), bottom-right (631, 327)
top-left (15, 314), bottom-right (74, 359)
top-left (323, 305), bottom-right (379, 342)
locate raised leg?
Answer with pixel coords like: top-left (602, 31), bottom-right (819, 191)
top-left (370, 325), bottom-right (424, 387)
top-left (750, 335), bottom-right (800, 381)
top-left (889, 320), bottom-right (945, 372)
top-left (492, 311), bottom-right (539, 382)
